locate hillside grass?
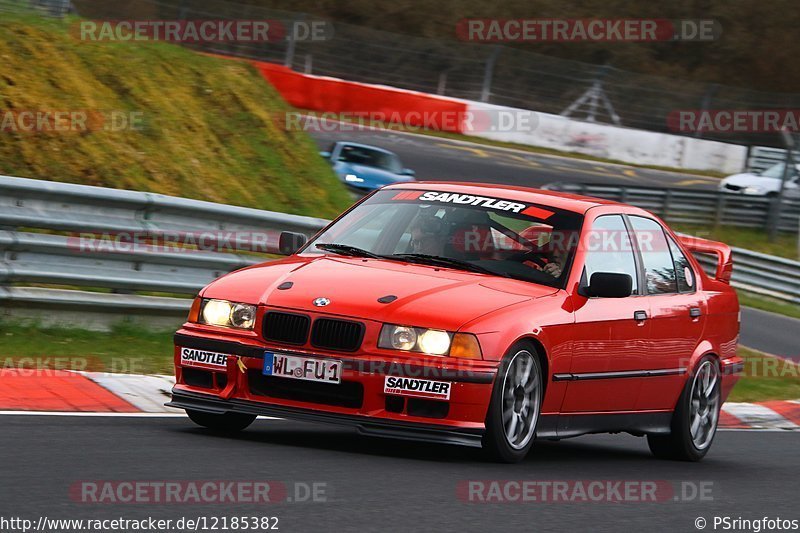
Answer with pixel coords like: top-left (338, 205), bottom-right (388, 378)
top-left (0, 11), bottom-right (352, 217)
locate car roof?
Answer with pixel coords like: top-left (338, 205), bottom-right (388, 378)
top-left (384, 181), bottom-right (630, 215)
top-left (336, 141), bottom-right (397, 155)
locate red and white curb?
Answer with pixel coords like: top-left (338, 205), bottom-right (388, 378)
top-left (1, 369), bottom-right (799, 428)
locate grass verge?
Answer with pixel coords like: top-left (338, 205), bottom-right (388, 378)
top-left (0, 322), bottom-right (174, 375)
top-left (672, 224), bottom-right (798, 260)
top-left (0, 12), bottom-right (352, 218)
top-left (728, 347), bottom-right (800, 403)
top-left (738, 292), bottom-right (800, 320)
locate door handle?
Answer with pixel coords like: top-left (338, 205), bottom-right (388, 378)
top-left (689, 307), bottom-right (702, 318)
top-left (634, 310), bottom-right (648, 321)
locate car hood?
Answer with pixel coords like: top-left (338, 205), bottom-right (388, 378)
top-left (201, 256), bottom-right (556, 331)
top-left (722, 173), bottom-right (780, 191)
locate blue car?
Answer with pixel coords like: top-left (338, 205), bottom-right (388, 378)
top-left (321, 142), bottom-right (416, 194)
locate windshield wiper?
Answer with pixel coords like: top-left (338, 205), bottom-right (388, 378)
top-left (316, 243), bottom-right (382, 259)
top-left (391, 253), bottom-right (504, 277)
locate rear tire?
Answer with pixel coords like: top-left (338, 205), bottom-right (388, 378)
top-left (648, 355), bottom-right (721, 461)
top-left (482, 343), bottom-right (543, 463)
top-left (186, 409), bottom-right (256, 434)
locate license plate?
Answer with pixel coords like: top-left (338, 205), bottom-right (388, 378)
top-left (263, 352), bottom-right (342, 385)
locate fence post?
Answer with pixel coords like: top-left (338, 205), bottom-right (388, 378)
top-left (480, 46), bottom-right (501, 103)
top-left (284, 16), bottom-right (302, 69)
top-left (437, 71), bottom-right (448, 96)
top-left (768, 131), bottom-right (795, 240)
top-left (663, 188), bottom-right (673, 221)
top-left (714, 194), bottom-right (726, 229)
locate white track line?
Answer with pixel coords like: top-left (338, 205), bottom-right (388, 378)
top-left (722, 403), bottom-right (799, 429)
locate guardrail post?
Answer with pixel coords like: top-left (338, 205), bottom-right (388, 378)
top-left (714, 194), bottom-right (726, 229)
top-left (663, 189), bottom-right (673, 221)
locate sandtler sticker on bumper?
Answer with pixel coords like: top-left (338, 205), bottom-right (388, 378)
top-left (384, 376), bottom-right (451, 401)
top-left (180, 347), bottom-right (229, 368)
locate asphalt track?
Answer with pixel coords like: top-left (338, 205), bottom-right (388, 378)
top-left (311, 127), bottom-right (798, 361)
top-left (0, 415), bottom-right (796, 533)
top-left (309, 126), bottom-right (723, 190)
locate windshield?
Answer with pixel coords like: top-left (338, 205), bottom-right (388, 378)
top-left (759, 163), bottom-right (785, 179)
top-left (337, 145), bottom-right (403, 173)
top-left (758, 162), bottom-right (799, 179)
top-left (302, 189), bottom-right (584, 288)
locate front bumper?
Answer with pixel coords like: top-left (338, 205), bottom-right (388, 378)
top-left (171, 331), bottom-right (498, 447)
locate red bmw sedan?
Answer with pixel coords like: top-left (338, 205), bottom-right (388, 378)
top-left (169, 182), bottom-right (742, 462)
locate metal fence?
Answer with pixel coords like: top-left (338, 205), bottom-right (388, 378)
top-left (747, 146), bottom-right (790, 174)
top-left (40, 0), bottom-right (800, 149)
top-left (546, 183), bottom-right (800, 234)
top-left (0, 0), bottom-right (71, 16)
top-left (0, 176), bottom-right (798, 330)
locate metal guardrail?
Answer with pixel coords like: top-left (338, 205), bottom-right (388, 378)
top-left (0, 176), bottom-right (797, 330)
top-left (548, 183), bottom-right (800, 233)
top-left (0, 176), bottom-right (328, 327)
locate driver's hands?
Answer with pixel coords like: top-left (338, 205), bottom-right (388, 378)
top-left (543, 262), bottom-right (562, 277)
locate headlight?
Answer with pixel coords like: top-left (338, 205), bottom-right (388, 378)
top-left (743, 186), bottom-right (763, 194)
top-left (378, 324), bottom-right (482, 358)
top-left (345, 174), bottom-right (364, 183)
top-left (198, 299), bottom-right (257, 330)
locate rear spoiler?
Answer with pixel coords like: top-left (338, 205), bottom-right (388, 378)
top-left (677, 235), bottom-right (733, 283)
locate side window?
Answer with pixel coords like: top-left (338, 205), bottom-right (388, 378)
top-left (630, 217), bottom-right (678, 295)
top-left (584, 215), bottom-right (638, 295)
top-left (666, 234), bottom-right (696, 293)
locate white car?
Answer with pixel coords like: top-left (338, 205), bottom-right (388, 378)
top-left (719, 162), bottom-right (800, 197)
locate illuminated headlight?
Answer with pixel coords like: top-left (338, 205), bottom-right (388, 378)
top-left (743, 186), bottom-right (763, 194)
top-left (345, 174), bottom-right (364, 183)
top-left (198, 299), bottom-right (257, 330)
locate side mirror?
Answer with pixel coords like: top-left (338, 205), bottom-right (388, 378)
top-left (401, 168), bottom-right (416, 177)
top-left (584, 272), bottom-right (632, 298)
top-left (319, 151), bottom-right (331, 159)
top-left (279, 231), bottom-right (308, 255)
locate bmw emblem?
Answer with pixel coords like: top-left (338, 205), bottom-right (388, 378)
top-left (313, 297), bottom-right (331, 307)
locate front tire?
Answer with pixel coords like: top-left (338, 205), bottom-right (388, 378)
top-left (482, 343), bottom-right (543, 463)
top-left (186, 409), bottom-right (256, 434)
top-left (648, 356), bottom-right (721, 461)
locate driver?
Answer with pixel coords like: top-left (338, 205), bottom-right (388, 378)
top-left (409, 211), bottom-right (445, 256)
